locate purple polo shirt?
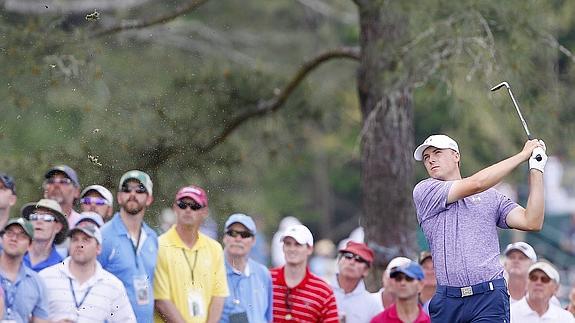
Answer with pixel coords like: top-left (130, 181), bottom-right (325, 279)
top-left (413, 178), bottom-right (518, 287)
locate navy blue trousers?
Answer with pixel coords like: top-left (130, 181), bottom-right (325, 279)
top-left (429, 278), bottom-right (510, 323)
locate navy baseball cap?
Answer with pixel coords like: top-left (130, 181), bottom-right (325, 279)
top-left (0, 173), bottom-right (16, 195)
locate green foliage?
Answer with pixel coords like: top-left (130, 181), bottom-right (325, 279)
top-left (1, 0), bottom-right (574, 241)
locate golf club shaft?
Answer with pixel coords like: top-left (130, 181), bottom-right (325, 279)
top-left (506, 87), bottom-right (533, 140)
top-left (491, 82), bottom-right (542, 161)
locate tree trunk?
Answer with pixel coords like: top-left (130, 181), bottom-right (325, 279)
top-left (356, 1), bottom-right (418, 283)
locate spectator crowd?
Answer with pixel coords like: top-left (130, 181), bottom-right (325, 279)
top-left (0, 163), bottom-right (574, 322)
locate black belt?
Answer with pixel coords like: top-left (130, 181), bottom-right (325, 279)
top-left (436, 278), bottom-right (507, 298)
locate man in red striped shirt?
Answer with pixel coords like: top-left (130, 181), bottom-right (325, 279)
top-left (270, 224), bottom-right (339, 322)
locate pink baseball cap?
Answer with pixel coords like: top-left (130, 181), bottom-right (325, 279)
top-left (175, 186), bottom-right (208, 207)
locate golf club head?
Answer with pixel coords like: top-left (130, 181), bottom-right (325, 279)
top-left (490, 82), bottom-right (510, 92)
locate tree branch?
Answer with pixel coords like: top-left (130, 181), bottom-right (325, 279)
top-left (92, 0), bottom-right (210, 38)
top-left (199, 46), bottom-right (360, 153)
top-left (4, 0), bottom-right (152, 14)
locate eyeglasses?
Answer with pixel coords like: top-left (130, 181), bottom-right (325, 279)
top-left (391, 273), bottom-right (415, 282)
top-left (80, 197), bottom-right (108, 206)
top-left (226, 230), bottom-right (254, 239)
top-left (529, 274), bottom-right (552, 284)
top-left (341, 252), bottom-right (369, 265)
top-left (46, 177), bottom-right (73, 185)
top-left (176, 200), bottom-right (203, 211)
top-left (3, 229), bottom-right (29, 240)
top-left (29, 213), bottom-right (57, 222)
top-left (121, 185), bottom-right (147, 194)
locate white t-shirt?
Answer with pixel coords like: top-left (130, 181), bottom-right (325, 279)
top-left (511, 297), bottom-right (575, 323)
top-left (330, 276), bottom-right (383, 323)
top-left (510, 294), bottom-right (561, 307)
top-left (39, 257), bottom-right (136, 323)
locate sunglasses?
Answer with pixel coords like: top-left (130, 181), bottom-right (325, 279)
top-left (529, 274), bottom-right (552, 284)
top-left (226, 230), bottom-right (254, 239)
top-left (29, 213), bottom-right (57, 222)
top-left (121, 185), bottom-right (147, 194)
top-left (46, 177), bottom-right (73, 185)
top-left (80, 197), bottom-right (109, 206)
top-left (391, 273), bottom-right (415, 282)
top-left (176, 200), bottom-right (203, 211)
top-left (341, 252), bottom-right (369, 265)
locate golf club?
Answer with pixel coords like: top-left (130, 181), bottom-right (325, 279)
top-left (490, 81), bottom-right (542, 161)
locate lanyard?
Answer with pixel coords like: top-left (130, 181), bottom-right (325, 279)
top-left (129, 228), bottom-right (142, 269)
top-left (68, 278), bottom-right (94, 311)
top-left (231, 272), bottom-right (245, 306)
top-left (2, 277), bottom-right (19, 316)
top-left (181, 249), bottom-right (198, 284)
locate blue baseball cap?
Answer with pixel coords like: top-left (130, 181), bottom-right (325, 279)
top-left (224, 213), bottom-right (256, 234)
top-left (390, 261), bottom-right (425, 281)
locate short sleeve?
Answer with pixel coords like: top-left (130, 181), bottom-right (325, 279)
top-left (496, 190), bottom-right (519, 229)
top-left (413, 178), bottom-right (453, 224)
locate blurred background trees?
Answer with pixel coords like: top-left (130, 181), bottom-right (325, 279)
top-left (2, 0), bottom-right (575, 288)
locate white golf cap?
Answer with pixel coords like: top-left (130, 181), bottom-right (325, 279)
top-left (386, 256), bottom-right (412, 273)
top-left (414, 134), bottom-right (459, 161)
top-left (504, 241), bottom-right (537, 262)
top-left (81, 185), bottom-right (114, 207)
top-left (282, 224), bottom-right (314, 246)
top-left (529, 261), bottom-right (560, 284)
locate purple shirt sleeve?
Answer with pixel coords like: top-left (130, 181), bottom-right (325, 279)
top-left (413, 178), bottom-right (453, 224)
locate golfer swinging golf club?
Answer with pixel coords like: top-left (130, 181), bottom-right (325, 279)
top-left (413, 134), bottom-right (547, 322)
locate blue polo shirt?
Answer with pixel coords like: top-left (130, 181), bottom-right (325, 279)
top-left (98, 212), bottom-right (158, 323)
top-left (221, 258), bottom-right (273, 323)
top-left (23, 244), bottom-right (63, 272)
top-left (0, 260), bottom-right (49, 323)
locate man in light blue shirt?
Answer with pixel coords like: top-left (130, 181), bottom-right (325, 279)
top-left (98, 170), bottom-right (158, 323)
top-left (0, 218), bottom-right (49, 323)
top-left (221, 213), bottom-right (272, 323)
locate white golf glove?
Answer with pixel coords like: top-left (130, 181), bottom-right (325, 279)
top-left (529, 147), bottom-right (548, 173)
top-left (538, 140), bottom-right (546, 152)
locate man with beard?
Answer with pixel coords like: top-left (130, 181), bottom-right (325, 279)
top-left (40, 217), bottom-right (136, 322)
top-left (21, 199), bottom-right (69, 272)
top-left (43, 165), bottom-right (81, 228)
top-left (220, 213), bottom-right (272, 323)
top-left (99, 170), bottom-right (158, 323)
top-left (154, 185), bottom-right (229, 323)
top-left (0, 218), bottom-right (50, 322)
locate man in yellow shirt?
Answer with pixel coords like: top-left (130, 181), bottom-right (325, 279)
top-left (154, 185), bottom-right (229, 323)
